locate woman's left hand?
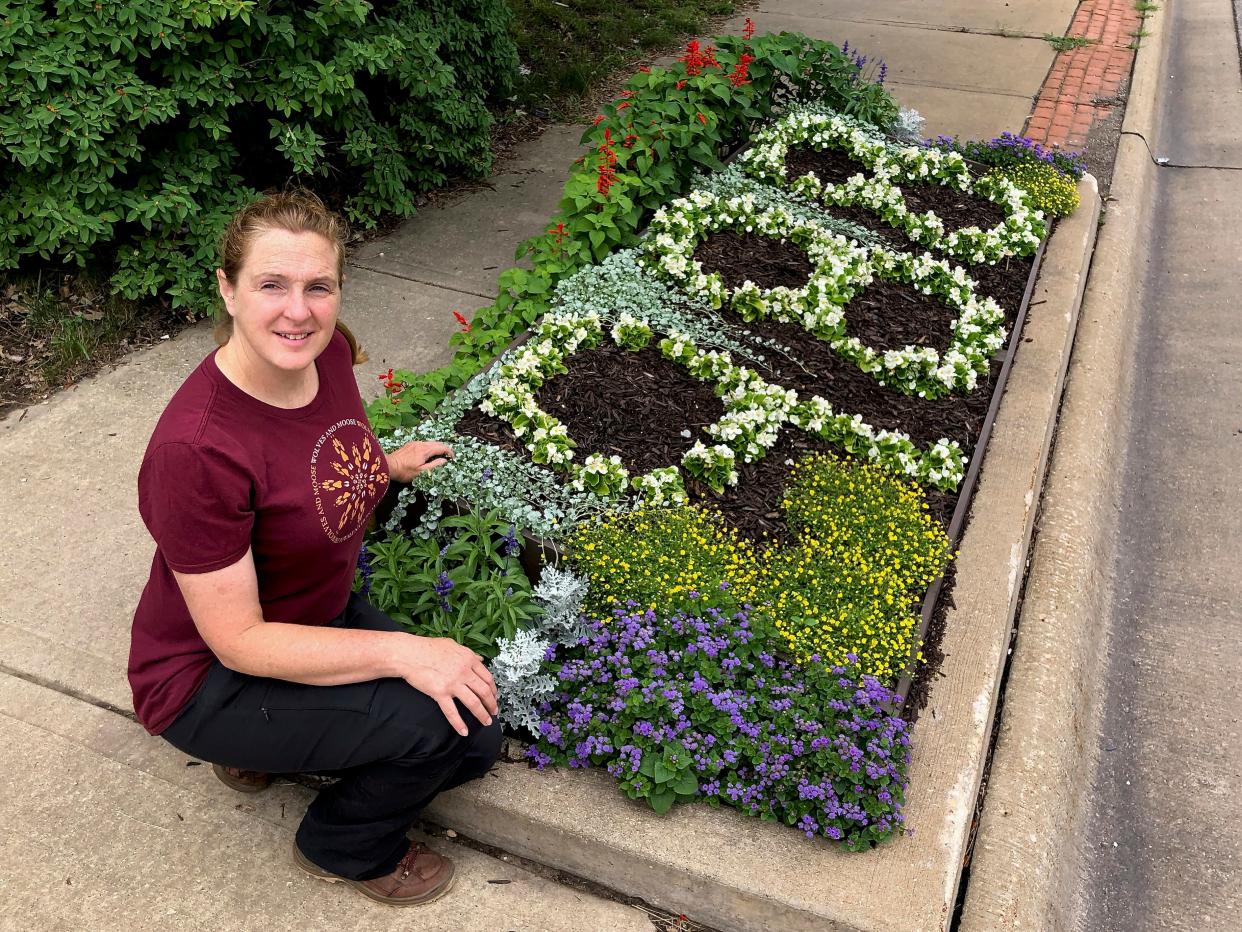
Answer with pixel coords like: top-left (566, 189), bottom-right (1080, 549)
top-left (387, 440), bottom-right (454, 484)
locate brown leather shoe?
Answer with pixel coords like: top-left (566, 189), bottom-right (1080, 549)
top-left (293, 840), bottom-right (456, 906)
top-left (211, 763), bottom-right (272, 793)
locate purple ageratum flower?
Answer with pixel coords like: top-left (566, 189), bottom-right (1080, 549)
top-left (526, 592), bottom-right (911, 849)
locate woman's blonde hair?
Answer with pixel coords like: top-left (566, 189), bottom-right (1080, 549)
top-left (214, 189), bottom-right (368, 365)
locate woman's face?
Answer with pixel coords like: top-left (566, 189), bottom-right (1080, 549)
top-left (216, 228), bottom-right (341, 375)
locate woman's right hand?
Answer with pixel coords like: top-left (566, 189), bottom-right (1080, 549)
top-left (397, 635), bottom-right (498, 736)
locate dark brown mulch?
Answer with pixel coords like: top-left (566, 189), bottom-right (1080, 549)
top-left (692, 230), bottom-right (813, 292)
top-left (842, 275), bottom-right (960, 355)
top-left (898, 180), bottom-right (1008, 232)
top-left (783, 144), bottom-right (1012, 260)
top-left (726, 304), bottom-right (1003, 453)
top-left (684, 432), bottom-right (955, 544)
top-left (455, 406), bottom-right (530, 459)
top-left (535, 342), bottom-right (724, 477)
top-left (785, 144), bottom-right (874, 190)
top-left (904, 561), bottom-right (957, 723)
top-left (455, 343), bottom-right (725, 482)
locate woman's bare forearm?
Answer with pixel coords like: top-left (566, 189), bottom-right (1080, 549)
top-left (215, 618), bottom-right (411, 685)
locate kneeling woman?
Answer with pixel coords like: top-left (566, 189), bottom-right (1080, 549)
top-left (129, 190), bottom-right (500, 907)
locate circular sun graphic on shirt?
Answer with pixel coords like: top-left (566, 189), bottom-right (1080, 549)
top-left (309, 418), bottom-right (389, 543)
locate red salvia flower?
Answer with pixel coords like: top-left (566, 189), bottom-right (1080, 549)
top-left (743, 17), bottom-right (756, 40)
top-left (696, 112), bottom-right (707, 125)
top-left (679, 39), bottom-right (707, 77)
top-left (617, 101), bottom-right (630, 111)
top-left (592, 114), bottom-right (605, 126)
top-left (729, 52), bottom-right (755, 87)
top-left (675, 79), bottom-right (687, 90)
top-left (547, 221), bottom-right (567, 244)
top-left (452, 311), bottom-right (472, 332)
top-left (596, 130), bottom-right (619, 196)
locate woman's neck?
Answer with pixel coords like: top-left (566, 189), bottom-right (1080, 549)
top-left (216, 341), bottom-right (319, 409)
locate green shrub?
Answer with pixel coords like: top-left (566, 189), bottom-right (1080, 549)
top-left (0, 0), bottom-right (517, 316)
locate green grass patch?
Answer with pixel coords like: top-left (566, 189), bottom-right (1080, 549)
top-left (1042, 33), bottom-right (1095, 52)
top-left (0, 276), bottom-right (174, 409)
top-left (508, 0), bottom-right (740, 118)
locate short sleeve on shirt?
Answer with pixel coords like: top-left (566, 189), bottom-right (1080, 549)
top-left (138, 441), bottom-right (254, 574)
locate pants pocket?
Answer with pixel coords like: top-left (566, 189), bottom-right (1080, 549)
top-left (258, 677), bottom-right (381, 716)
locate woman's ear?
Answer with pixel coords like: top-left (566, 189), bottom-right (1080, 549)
top-left (215, 268), bottom-right (236, 316)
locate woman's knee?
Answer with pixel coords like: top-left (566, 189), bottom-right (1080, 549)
top-left (370, 679), bottom-right (496, 762)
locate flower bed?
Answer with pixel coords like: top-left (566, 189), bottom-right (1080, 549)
top-left (363, 40), bottom-right (1079, 851)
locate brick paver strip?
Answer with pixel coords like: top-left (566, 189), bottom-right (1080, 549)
top-left (1024, 0), bottom-right (1144, 148)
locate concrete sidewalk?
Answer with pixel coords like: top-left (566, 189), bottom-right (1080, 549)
top-left (0, 2), bottom-right (1087, 929)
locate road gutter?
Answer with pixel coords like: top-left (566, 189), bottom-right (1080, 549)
top-left (955, 6), bottom-right (1172, 929)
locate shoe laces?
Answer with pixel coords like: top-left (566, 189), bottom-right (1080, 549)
top-left (396, 843), bottom-right (424, 879)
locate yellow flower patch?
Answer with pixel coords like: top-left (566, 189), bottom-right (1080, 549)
top-left (564, 454), bottom-right (951, 683)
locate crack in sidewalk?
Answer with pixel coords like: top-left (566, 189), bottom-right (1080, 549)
top-left (346, 262), bottom-right (499, 301)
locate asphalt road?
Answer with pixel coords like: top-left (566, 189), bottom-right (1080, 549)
top-left (1073, 1), bottom-right (1242, 928)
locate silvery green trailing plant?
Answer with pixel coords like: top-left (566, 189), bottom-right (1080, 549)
top-left (381, 431), bottom-right (612, 540)
top-left (553, 248), bottom-right (768, 368)
top-left (492, 566), bottom-right (591, 731)
top-left (739, 105), bottom-right (1046, 264)
top-left (362, 508), bottom-right (537, 659)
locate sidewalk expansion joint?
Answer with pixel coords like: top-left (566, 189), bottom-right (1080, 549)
top-left (346, 262), bottom-right (497, 301)
top-left (790, 16), bottom-right (1045, 41)
top-left (0, 661), bottom-right (137, 723)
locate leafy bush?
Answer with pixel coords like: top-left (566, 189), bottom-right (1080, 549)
top-left (359, 509), bottom-right (535, 658)
top-left (368, 29), bottom-right (902, 435)
top-left (0, 0), bottom-right (517, 316)
top-left (528, 591), bottom-right (912, 850)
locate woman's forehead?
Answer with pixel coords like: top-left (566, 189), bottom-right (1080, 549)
top-left (243, 229), bottom-right (340, 277)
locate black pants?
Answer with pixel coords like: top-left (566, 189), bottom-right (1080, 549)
top-left (162, 592), bottom-right (502, 880)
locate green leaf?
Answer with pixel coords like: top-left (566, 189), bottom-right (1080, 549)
top-left (648, 789), bottom-right (677, 815)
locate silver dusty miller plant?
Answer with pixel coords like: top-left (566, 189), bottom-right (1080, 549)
top-left (890, 106), bottom-right (927, 144)
top-left (493, 565), bottom-right (590, 731)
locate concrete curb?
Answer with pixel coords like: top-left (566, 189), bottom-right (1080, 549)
top-left (423, 189), bottom-right (1102, 931)
top-left (955, 8), bottom-right (1171, 930)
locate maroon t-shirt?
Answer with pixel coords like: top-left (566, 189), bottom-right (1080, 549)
top-left (129, 329), bottom-right (389, 734)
